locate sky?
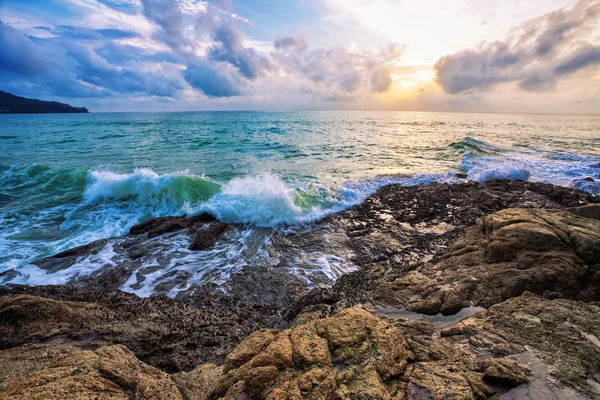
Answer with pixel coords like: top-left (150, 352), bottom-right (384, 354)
top-left (0, 0), bottom-right (599, 112)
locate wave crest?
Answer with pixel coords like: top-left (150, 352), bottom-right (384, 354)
top-left (194, 174), bottom-right (307, 226)
top-left (449, 137), bottom-right (498, 155)
top-left (84, 168), bottom-right (220, 211)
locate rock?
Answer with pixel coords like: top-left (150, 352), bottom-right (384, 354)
top-left (3, 292), bottom-right (599, 399)
top-left (6, 179), bottom-right (594, 301)
top-left (0, 343), bottom-right (180, 399)
top-left (2, 180), bottom-right (600, 398)
top-left (479, 357), bottom-right (529, 386)
top-left (209, 308), bottom-right (416, 398)
top-left (0, 289), bottom-right (283, 373)
top-left (129, 212), bottom-right (216, 238)
top-left (181, 306), bottom-right (536, 399)
top-left (189, 221), bottom-right (228, 251)
top-left (569, 204), bottom-right (600, 221)
top-left (352, 207), bottom-right (600, 315)
top-left (450, 292), bottom-right (600, 398)
top-left (32, 239), bottom-right (108, 273)
top-left (171, 364), bottom-right (223, 400)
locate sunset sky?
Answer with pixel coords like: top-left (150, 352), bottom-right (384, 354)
top-left (1, 0), bottom-right (599, 112)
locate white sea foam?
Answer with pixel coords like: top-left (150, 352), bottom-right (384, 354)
top-left (9, 242), bottom-right (120, 286)
top-left (194, 173), bottom-right (305, 226)
top-left (462, 149), bottom-right (600, 194)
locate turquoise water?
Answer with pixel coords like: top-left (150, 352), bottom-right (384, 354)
top-left (1, 111), bottom-right (599, 285)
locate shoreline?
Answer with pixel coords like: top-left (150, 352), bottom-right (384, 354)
top-left (1, 179), bottom-right (600, 398)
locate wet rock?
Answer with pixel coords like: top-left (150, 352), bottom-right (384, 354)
top-left (32, 239), bottom-right (108, 273)
top-left (305, 180), bottom-right (599, 307)
top-left (129, 212), bottom-right (215, 238)
top-left (0, 269), bottom-right (18, 284)
top-left (222, 268), bottom-right (307, 308)
top-left (14, 179), bottom-right (597, 302)
top-left (189, 221), bottom-right (228, 251)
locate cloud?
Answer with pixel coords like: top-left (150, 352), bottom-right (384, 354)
top-left (36, 25), bottom-right (141, 40)
top-left (554, 45), bottom-right (600, 75)
top-left (97, 0), bottom-right (141, 14)
top-left (183, 62), bottom-right (246, 97)
top-left (139, 0), bottom-right (398, 100)
top-left (140, 0), bottom-right (191, 52)
top-left (139, 0), bottom-right (269, 96)
top-left (0, 18), bottom-right (181, 99)
top-left (206, 23), bottom-right (273, 80)
top-left (66, 43), bottom-right (182, 96)
top-left (370, 67), bottom-right (393, 93)
top-left (274, 35), bottom-right (308, 52)
top-left (435, 0), bottom-right (600, 94)
top-left (274, 36), bottom-right (402, 100)
top-left (0, 20), bottom-right (57, 76)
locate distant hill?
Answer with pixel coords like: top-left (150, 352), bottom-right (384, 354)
top-left (0, 91), bottom-right (89, 114)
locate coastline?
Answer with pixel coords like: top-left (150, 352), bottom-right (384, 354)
top-left (1, 178), bottom-right (599, 398)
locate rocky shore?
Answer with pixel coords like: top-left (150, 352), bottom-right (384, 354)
top-left (1, 179), bottom-right (599, 399)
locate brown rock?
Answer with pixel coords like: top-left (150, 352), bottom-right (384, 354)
top-left (0, 343), bottom-right (181, 399)
top-left (0, 289), bottom-right (282, 373)
top-left (367, 208), bottom-right (600, 315)
top-left (479, 357), bottom-right (529, 386)
top-left (189, 221), bottom-right (229, 251)
top-left (129, 213), bottom-right (215, 238)
top-left (569, 204), bottom-right (600, 221)
top-left (171, 364), bottom-right (223, 400)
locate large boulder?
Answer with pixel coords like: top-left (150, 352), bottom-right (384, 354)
top-left (0, 343), bottom-right (181, 399)
top-left (182, 307), bottom-right (530, 399)
top-left (367, 208), bottom-right (600, 315)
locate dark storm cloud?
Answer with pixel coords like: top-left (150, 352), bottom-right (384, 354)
top-left (434, 0), bottom-right (600, 94)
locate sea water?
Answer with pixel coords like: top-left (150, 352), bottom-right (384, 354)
top-left (1, 111), bottom-right (599, 293)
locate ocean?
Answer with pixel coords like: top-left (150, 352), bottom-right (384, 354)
top-left (1, 111), bottom-right (599, 295)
